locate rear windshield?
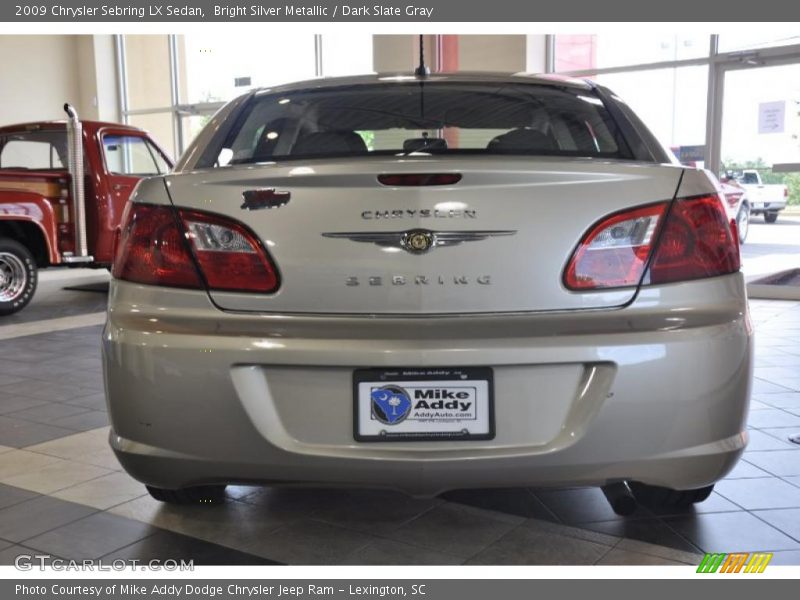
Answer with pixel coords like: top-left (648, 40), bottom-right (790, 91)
top-left (207, 82), bottom-right (634, 167)
top-left (0, 130), bottom-right (67, 171)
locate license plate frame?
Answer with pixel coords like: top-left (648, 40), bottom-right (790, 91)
top-left (353, 367), bottom-right (495, 442)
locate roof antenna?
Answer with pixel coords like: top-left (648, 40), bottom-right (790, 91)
top-left (414, 34), bottom-right (430, 77)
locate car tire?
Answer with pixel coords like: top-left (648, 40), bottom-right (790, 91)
top-left (764, 211), bottom-right (779, 224)
top-left (0, 238), bottom-right (37, 316)
top-left (736, 204), bottom-right (750, 244)
top-left (145, 484), bottom-right (227, 504)
top-left (628, 481), bottom-right (714, 509)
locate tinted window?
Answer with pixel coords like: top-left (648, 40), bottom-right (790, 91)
top-left (0, 130), bottom-right (67, 170)
top-left (208, 82), bottom-right (633, 167)
top-left (741, 172), bottom-right (759, 184)
top-left (103, 135), bottom-right (169, 176)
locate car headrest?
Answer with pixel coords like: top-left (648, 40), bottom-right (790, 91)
top-left (487, 128), bottom-right (557, 152)
top-left (292, 131), bottom-right (368, 156)
top-left (403, 137), bottom-right (448, 153)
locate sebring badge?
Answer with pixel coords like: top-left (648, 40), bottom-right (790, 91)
top-left (322, 228), bottom-right (516, 255)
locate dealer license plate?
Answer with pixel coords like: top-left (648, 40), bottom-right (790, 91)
top-left (354, 367), bottom-right (494, 442)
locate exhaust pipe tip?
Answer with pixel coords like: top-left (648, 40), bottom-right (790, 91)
top-left (64, 103), bottom-right (78, 119)
top-left (601, 482), bottom-right (638, 516)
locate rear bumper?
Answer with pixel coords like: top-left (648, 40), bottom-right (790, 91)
top-left (750, 201), bottom-right (787, 212)
top-left (103, 274), bottom-right (752, 496)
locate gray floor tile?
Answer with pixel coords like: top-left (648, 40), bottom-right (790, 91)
top-left (0, 375), bottom-right (28, 388)
top-left (665, 511), bottom-right (800, 553)
top-left (340, 538), bottom-right (462, 565)
top-left (747, 409), bottom-right (800, 428)
top-left (311, 490), bottom-right (439, 535)
top-left (753, 509), bottom-right (800, 543)
top-left (614, 538), bottom-right (702, 564)
top-left (579, 518), bottom-right (699, 554)
top-left (0, 545), bottom-right (41, 566)
top-left (725, 459), bottom-right (774, 479)
top-left (521, 517), bottom-right (620, 546)
top-left (756, 393), bottom-right (800, 409)
top-left (647, 491), bottom-right (743, 517)
top-left (769, 550), bottom-right (800, 565)
top-left (465, 523), bottom-right (611, 565)
top-left (0, 396), bottom-right (50, 415)
top-left (0, 483), bottom-right (39, 511)
top-left (235, 487), bottom-right (352, 518)
top-left (760, 427), bottom-right (800, 445)
top-left (0, 496), bottom-right (96, 543)
top-left (243, 519), bottom-right (377, 565)
top-left (63, 392), bottom-right (107, 411)
top-left (442, 487), bottom-right (558, 520)
top-left (0, 416), bottom-right (75, 447)
top-left (752, 379), bottom-right (795, 395)
top-left (48, 411), bottom-right (109, 432)
top-left (746, 429), bottom-right (798, 451)
top-left (744, 449), bottom-right (800, 477)
top-left (754, 367), bottom-right (800, 381)
top-left (715, 477), bottom-right (800, 509)
top-left (534, 487), bottom-right (652, 524)
top-left (102, 530), bottom-right (279, 565)
top-left (595, 548), bottom-right (686, 565)
top-left (388, 503), bottom-right (522, 558)
top-left (24, 512), bottom-right (156, 559)
top-left (749, 400), bottom-right (773, 410)
top-left (774, 379), bottom-right (800, 392)
top-left (7, 403), bottom-right (91, 425)
top-left (0, 381), bottom-right (95, 403)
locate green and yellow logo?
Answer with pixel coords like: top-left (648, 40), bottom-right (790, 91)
top-left (697, 552), bottom-right (773, 573)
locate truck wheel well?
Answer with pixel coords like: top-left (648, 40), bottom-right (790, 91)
top-left (0, 222), bottom-right (49, 267)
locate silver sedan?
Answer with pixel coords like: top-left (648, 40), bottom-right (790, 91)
top-left (103, 73), bottom-right (751, 511)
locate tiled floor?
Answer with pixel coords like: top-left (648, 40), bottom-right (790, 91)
top-left (0, 271), bottom-right (798, 566)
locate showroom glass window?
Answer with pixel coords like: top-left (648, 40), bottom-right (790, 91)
top-left (553, 34), bottom-right (709, 72)
top-left (103, 135), bottom-right (170, 176)
top-left (595, 66), bottom-right (709, 162)
top-left (179, 34), bottom-right (317, 105)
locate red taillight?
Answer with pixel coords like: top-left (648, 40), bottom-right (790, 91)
top-left (113, 204), bottom-right (280, 293)
top-left (564, 194), bottom-right (740, 291)
top-left (112, 204), bottom-right (203, 289)
top-left (564, 203), bottom-right (668, 290)
top-left (647, 194), bottom-right (740, 285)
top-left (179, 209), bottom-right (279, 293)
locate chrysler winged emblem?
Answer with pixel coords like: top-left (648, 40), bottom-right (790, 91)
top-left (322, 228), bottom-right (516, 255)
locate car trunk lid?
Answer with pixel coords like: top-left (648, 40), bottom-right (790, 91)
top-left (164, 156), bottom-right (683, 314)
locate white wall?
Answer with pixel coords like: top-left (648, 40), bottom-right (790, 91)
top-left (0, 35), bottom-right (119, 126)
top-left (459, 35), bottom-right (527, 72)
top-left (0, 36), bottom-right (83, 124)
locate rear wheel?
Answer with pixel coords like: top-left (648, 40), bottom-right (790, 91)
top-left (736, 204), bottom-right (750, 243)
top-left (764, 211), bottom-right (779, 223)
top-left (628, 481), bottom-right (714, 509)
top-left (146, 484), bottom-right (227, 504)
top-left (0, 238), bottom-right (37, 316)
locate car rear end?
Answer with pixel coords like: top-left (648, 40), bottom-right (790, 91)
top-left (102, 75), bottom-right (751, 497)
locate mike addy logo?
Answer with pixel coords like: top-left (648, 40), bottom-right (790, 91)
top-left (370, 385), bottom-right (475, 426)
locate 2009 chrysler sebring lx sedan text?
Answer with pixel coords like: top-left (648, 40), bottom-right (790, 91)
top-left (103, 73), bottom-right (752, 511)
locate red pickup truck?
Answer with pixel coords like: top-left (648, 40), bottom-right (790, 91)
top-left (0, 105), bottom-right (172, 315)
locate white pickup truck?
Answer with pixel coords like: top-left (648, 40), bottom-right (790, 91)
top-left (737, 169), bottom-right (789, 223)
